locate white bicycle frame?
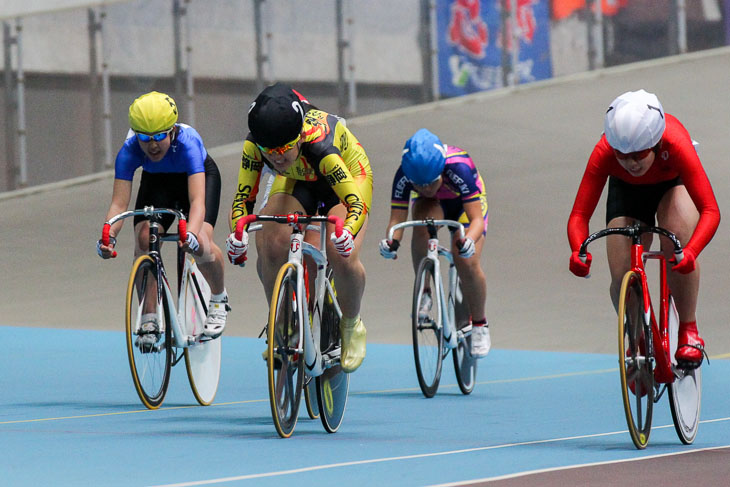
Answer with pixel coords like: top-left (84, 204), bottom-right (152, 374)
top-left (388, 219), bottom-right (469, 350)
top-left (250, 222), bottom-right (342, 378)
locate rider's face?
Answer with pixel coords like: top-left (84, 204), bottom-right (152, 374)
top-left (136, 130), bottom-right (173, 162)
top-left (264, 138), bottom-right (303, 173)
top-left (413, 176), bottom-right (442, 198)
top-left (614, 148), bottom-right (655, 177)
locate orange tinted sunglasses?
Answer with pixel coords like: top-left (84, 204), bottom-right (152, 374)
top-left (256, 135), bottom-right (301, 155)
top-left (613, 147), bottom-right (653, 161)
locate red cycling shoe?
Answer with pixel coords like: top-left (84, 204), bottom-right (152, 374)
top-left (676, 322), bottom-right (706, 365)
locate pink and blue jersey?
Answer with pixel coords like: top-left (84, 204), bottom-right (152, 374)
top-left (390, 145), bottom-right (488, 231)
top-left (114, 123), bottom-right (207, 181)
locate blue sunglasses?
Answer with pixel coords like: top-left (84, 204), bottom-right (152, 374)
top-left (135, 128), bottom-right (173, 142)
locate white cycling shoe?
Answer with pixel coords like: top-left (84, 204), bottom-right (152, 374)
top-left (471, 325), bottom-right (491, 358)
top-left (204, 298), bottom-right (230, 338)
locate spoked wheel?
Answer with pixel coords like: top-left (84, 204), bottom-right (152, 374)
top-left (267, 263), bottom-right (304, 438)
top-left (452, 278), bottom-right (477, 395)
top-left (182, 256), bottom-right (221, 406)
top-left (126, 255), bottom-right (172, 409)
top-left (412, 258), bottom-right (443, 398)
top-left (317, 270), bottom-right (349, 433)
top-left (617, 271), bottom-right (654, 449)
top-left (667, 294), bottom-right (702, 444)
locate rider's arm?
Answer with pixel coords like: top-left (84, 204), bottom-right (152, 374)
top-left (230, 139), bottom-right (263, 232)
top-left (462, 199), bottom-right (484, 242)
top-left (386, 208), bottom-right (409, 242)
top-left (104, 179), bottom-right (133, 239)
top-left (320, 152), bottom-right (368, 236)
top-left (186, 172), bottom-right (206, 237)
top-left (567, 147), bottom-right (610, 251)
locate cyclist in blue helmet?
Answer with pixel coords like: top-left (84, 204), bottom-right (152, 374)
top-left (380, 128), bottom-right (492, 358)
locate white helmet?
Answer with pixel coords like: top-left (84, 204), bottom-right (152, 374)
top-left (604, 89), bottom-right (665, 153)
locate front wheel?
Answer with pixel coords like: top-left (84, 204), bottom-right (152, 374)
top-left (617, 271), bottom-right (654, 449)
top-left (267, 263), bottom-right (304, 438)
top-left (412, 258), bottom-right (443, 398)
top-left (126, 255), bottom-right (172, 409)
top-left (452, 278), bottom-right (477, 395)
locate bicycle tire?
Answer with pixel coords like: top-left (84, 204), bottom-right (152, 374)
top-left (126, 255), bottom-right (172, 409)
top-left (267, 263), bottom-right (304, 438)
top-left (452, 277), bottom-right (477, 395)
top-left (304, 375), bottom-right (320, 419)
top-left (317, 269), bottom-right (349, 433)
top-left (182, 257), bottom-right (221, 406)
top-left (617, 271), bottom-right (654, 449)
top-left (667, 294), bottom-right (702, 444)
top-left (412, 257), bottom-right (443, 398)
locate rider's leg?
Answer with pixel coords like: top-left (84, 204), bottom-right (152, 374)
top-left (606, 216), bottom-right (653, 311)
top-left (453, 235), bottom-right (487, 322)
top-left (197, 222), bottom-right (229, 337)
top-left (656, 185), bottom-right (703, 362)
top-left (327, 203), bottom-right (368, 372)
top-left (256, 193), bottom-right (306, 305)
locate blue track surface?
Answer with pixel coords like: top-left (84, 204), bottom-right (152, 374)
top-left (2, 326), bottom-right (729, 486)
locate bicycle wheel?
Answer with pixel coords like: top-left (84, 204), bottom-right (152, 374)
top-left (304, 374), bottom-right (320, 419)
top-left (617, 270), bottom-right (654, 449)
top-left (267, 263), bottom-right (304, 438)
top-left (182, 256), bottom-right (221, 406)
top-left (126, 255), bottom-right (172, 409)
top-left (412, 257), bottom-right (443, 398)
top-left (667, 294), bottom-right (702, 444)
top-left (452, 278), bottom-right (477, 395)
top-left (317, 270), bottom-right (349, 433)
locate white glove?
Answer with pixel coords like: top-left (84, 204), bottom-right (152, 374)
top-left (96, 236), bottom-right (116, 259)
top-left (184, 231), bottom-right (200, 254)
top-left (330, 229), bottom-right (354, 257)
top-left (379, 238), bottom-right (399, 259)
top-left (226, 231), bottom-right (249, 266)
top-left (458, 237), bottom-right (475, 258)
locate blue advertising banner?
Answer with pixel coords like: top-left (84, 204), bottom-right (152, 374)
top-left (437, 0), bottom-right (553, 97)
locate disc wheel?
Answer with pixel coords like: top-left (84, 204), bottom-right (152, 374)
top-left (617, 271), bottom-right (654, 449)
top-left (267, 263), bottom-right (304, 438)
top-left (452, 278), bottom-right (477, 395)
top-left (317, 270), bottom-right (349, 433)
top-left (412, 258), bottom-right (443, 398)
top-left (126, 255), bottom-right (172, 409)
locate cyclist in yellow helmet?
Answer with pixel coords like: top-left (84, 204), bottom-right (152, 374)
top-left (97, 91), bottom-right (230, 341)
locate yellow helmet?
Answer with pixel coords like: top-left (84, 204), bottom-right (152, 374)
top-left (128, 91), bottom-right (178, 133)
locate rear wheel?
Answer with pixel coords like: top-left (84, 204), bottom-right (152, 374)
top-left (267, 263), bottom-right (304, 438)
top-left (412, 257), bottom-right (443, 398)
top-left (452, 278), bottom-right (477, 395)
top-left (668, 294), bottom-right (702, 444)
top-left (126, 255), bottom-right (172, 409)
top-left (617, 271), bottom-right (654, 449)
top-left (317, 271), bottom-right (349, 433)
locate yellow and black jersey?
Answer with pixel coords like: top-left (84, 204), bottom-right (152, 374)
top-left (231, 109), bottom-right (373, 235)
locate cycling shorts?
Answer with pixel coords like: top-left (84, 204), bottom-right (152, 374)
top-left (134, 155), bottom-right (222, 230)
top-left (605, 176), bottom-right (681, 226)
top-left (416, 194), bottom-right (489, 236)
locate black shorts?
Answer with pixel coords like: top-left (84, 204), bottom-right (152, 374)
top-left (134, 155), bottom-right (221, 230)
top-left (605, 176), bottom-right (681, 226)
top-left (287, 177), bottom-right (341, 216)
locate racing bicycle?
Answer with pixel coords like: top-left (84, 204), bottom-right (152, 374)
top-left (579, 223), bottom-right (701, 449)
top-left (385, 219), bottom-right (477, 398)
top-left (102, 206), bottom-right (222, 409)
top-left (235, 213), bottom-right (349, 438)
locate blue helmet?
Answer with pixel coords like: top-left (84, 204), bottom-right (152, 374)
top-left (401, 128), bottom-right (447, 185)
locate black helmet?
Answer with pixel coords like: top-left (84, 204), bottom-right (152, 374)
top-left (247, 83), bottom-right (306, 149)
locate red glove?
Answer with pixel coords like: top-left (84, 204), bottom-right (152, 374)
top-left (671, 248), bottom-right (696, 274)
top-left (569, 250), bottom-right (592, 277)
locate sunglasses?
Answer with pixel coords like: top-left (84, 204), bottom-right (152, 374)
top-left (256, 135), bottom-right (301, 155)
top-left (136, 128), bottom-right (173, 143)
top-left (613, 147), bottom-right (653, 161)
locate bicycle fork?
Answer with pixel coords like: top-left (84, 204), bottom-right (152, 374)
top-left (429, 238), bottom-right (457, 350)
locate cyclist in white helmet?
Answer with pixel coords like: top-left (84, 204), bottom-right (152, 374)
top-left (567, 89), bottom-right (720, 366)
top-left (380, 129), bottom-right (491, 358)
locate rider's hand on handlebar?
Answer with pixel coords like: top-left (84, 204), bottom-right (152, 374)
top-left (226, 231), bottom-right (249, 266)
top-left (379, 238), bottom-right (400, 259)
top-left (96, 236), bottom-right (117, 259)
top-left (331, 229), bottom-right (355, 257)
top-left (670, 248), bottom-right (696, 274)
top-left (181, 231), bottom-right (200, 254)
top-left (457, 237), bottom-right (475, 258)
top-left (569, 250), bottom-right (592, 277)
